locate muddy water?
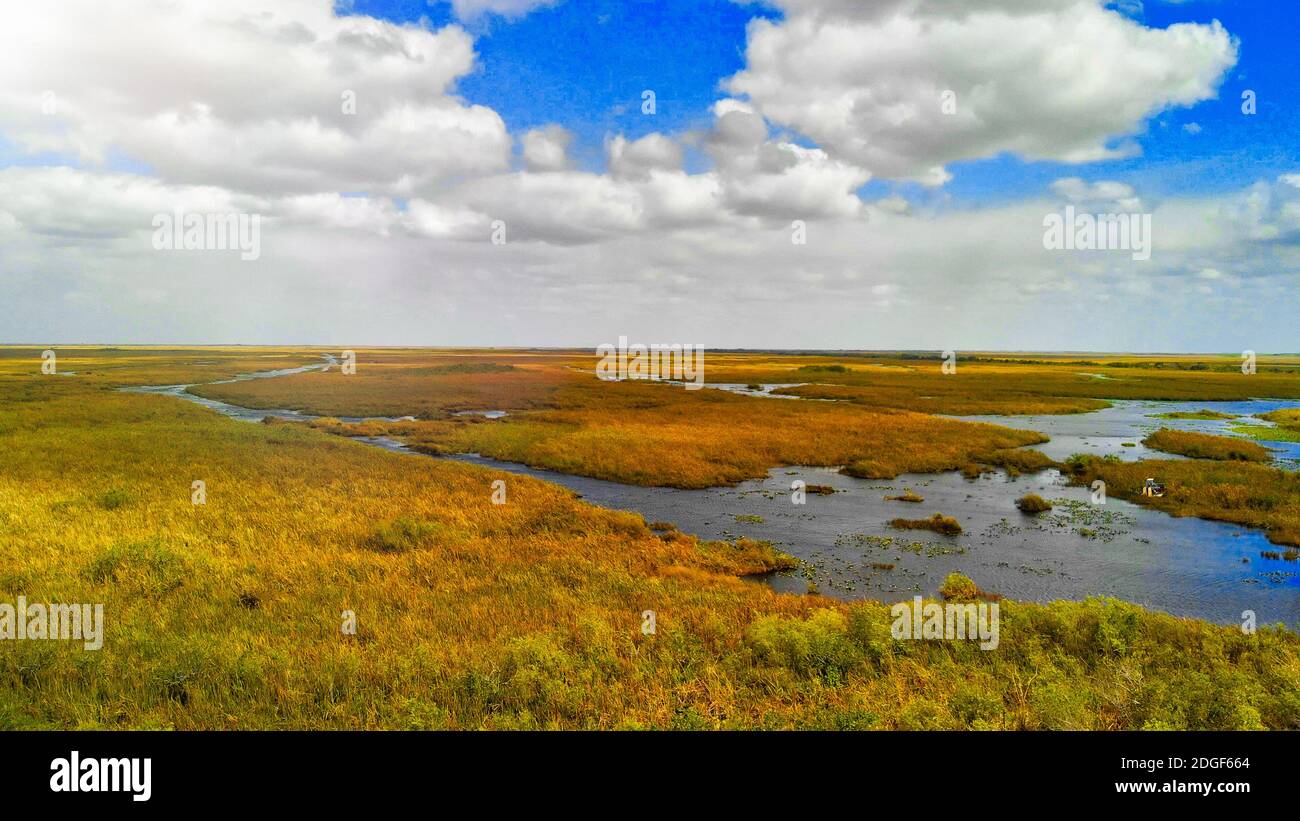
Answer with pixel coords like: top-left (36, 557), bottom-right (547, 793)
top-left (128, 365), bottom-right (1300, 628)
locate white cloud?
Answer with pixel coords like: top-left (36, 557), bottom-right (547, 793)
top-left (608, 133), bottom-right (683, 179)
top-left (520, 125), bottom-right (574, 172)
top-left (0, 0), bottom-right (510, 196)
top-left (726, 0), bottom-right (1237, 183)
top-left (1050, 177), bottom-right (1142, 211)
top-left (448, 0), bottom-right (559, 20)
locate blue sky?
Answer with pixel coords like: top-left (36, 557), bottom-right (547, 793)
top-left (352, 0), bottom-right (775, 172)
top-left (346, 0), bottom-right (1298, 207)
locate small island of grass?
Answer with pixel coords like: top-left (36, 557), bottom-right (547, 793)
top-left (1141, 428), bottom-right (1271, 462)
top-left (885, 490), bottom-right (925, 503)
top-left (1148, 409), bottom-right (1239, 421)
top-left (1015, 493), bottom-right (1053, 514)
top-left (889, 512), bottom-right (963, 536)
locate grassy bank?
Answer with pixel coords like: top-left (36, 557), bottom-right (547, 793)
top-left (1064, 455), bottom-right (1300, 547)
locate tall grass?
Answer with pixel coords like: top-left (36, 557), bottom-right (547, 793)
top-left (2, 349), bottom-right (1299, 729)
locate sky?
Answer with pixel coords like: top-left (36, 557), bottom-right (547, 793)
top-left (0, 0), bottom-right (1297, 351)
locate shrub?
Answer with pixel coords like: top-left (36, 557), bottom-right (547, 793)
top-left (939, 572), bottom-right (980, 601)
top-left (1015, 493), bottom-right (1053, 514)
top-left (745, 609), bottom-right (861, 681)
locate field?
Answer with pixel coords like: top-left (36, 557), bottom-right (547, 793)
top-left (3, 347), bottom-right (1300, 729)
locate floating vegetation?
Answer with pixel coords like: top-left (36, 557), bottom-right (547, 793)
top-left (984, 519), bottom-right (1023, 538)
top-left (734, 514), bottom-right (765, 524)
top-left (1259, 570), bottom-right (1299, 584)
top-left (1045, 499), bottom-right (1135, 542)
top-left (835, 533), bottom-right (966, 558)
top-left (1017, 564), bottom-right (1055, 576)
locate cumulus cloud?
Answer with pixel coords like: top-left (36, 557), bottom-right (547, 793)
top-left (726, 0), bottom-right (1238, 183)
top-left (705, 101), bottom-right (871, 219)
top-left (608, 133), bottom-right (683, 179)
top-left (0, 0), bottom-right (510, 196)
top-left (520, 125), bottom-right (574, 172)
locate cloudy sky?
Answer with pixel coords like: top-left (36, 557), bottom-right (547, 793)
top-left (1, 0), bottom-right (1297, 351)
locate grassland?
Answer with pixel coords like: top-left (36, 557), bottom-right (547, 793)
top-left (1141, 428), bottom-right (1273, 462)
top-left (248, 370), bottom-right (1052, 488)
top-left (3, 347), bottom-right (1300, 729)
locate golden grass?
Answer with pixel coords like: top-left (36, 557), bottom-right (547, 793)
top-left (1064, 456), bottom-right (1300, 547)
top-left (377, 381), bottom-right (1048, 488)
top-left (1015, 494), bottom-right (1053, 514)
top-left (726, 353), bottom-right (1300, 415)
top-left (1141, 428), bottom-right (1272, 462)
top-left (889, 513), bottom-right (964, 536)
top-left (885, 491), bottom-right (925, 503)
top-left (193, 357), bottom-right (574, 418)
top-left (3, 348), bottom-right (1300, 729)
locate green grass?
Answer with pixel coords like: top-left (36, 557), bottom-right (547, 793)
top-left (1231, 424), bottom-right (1300, 444)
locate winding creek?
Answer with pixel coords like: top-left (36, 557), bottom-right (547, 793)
top-left (125, 361), bottom-right (1300, 628)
